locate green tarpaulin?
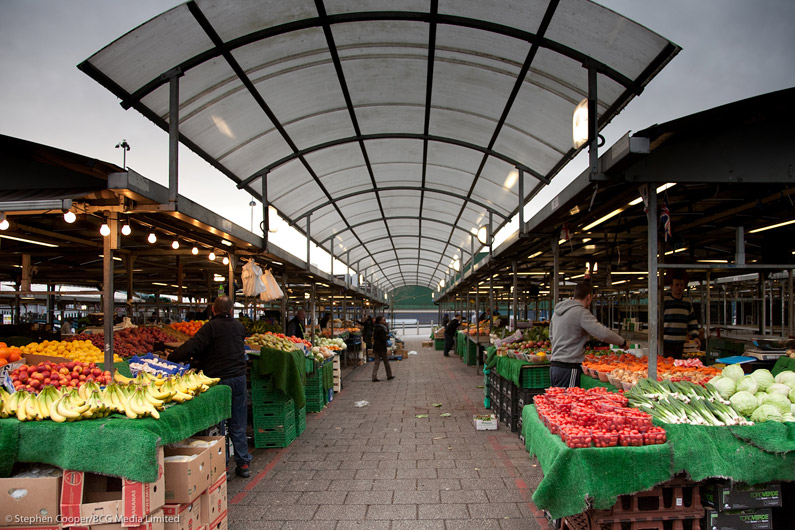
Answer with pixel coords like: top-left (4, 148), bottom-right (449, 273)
top-left (485, 346), bottom-right (498, 369)
top-left (251, 348), bottom-right (308, 409)
top-left (772, 356), bottom-right (795, 376)
top-left (523, 402), bottom-right (795, 519)
top-left (0, 385), bottom-right (231, 482)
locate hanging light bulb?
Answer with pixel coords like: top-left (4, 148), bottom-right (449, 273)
top-left (63, 210), bottom-right (76, 224)
top-left (209, 251), bottom-right (216, 261)
top-left (222, 256), bottom-right (230, 265)
top-left (100, 223), bottom-right (111, 237)
top-left (593, 262), bottom-right (598, 273)
top-left (191, 246), bottom-right (199, 255)
top-left (0, 213), bottom-right (9, 231)
top-left (148, 232), bottom-right (157, 244)
top-left (171, 240), bottom-right (180, 250)
top-left (121, 223), bottom-right (131, 236)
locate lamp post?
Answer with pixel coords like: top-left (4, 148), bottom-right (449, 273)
top-left (115, 139), bottom-right (130, 169)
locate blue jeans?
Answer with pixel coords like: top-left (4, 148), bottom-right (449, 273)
top-left (219, 375), bottom-right (251, 467)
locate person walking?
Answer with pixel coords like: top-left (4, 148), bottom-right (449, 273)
top-left (371, 315), bottom-right (394, 382)
top-left (549, 282), bottom-right (629, 388)
top-left (443, 313), bottom-right (461, 357)
top-left (169, 296), bottom-right (253, 478)
top-left (286, 309), bottom-right (306, 339)
top-left (357, 315), bottom-right (374, 353)
top-left (663, 271), bottom-right (700, 359)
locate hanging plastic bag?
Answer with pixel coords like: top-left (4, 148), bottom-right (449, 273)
top-left (242, 259), bottom-right (267, 297)
top-left (260, 268), bottom-right (284, 301)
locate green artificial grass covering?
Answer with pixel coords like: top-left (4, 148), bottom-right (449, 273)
top-left (484, 346), bottom-right (498, 369)
top-left (251, 348), bottom-right (307, 409)
top-left (772, 356), bottom-right (795, 376)
top-left (523, 400), bottom-right (795, 519)
top-left (0, 385), bottom-right (231, 483)
top-left (495, 356), bottom-right (531, 387)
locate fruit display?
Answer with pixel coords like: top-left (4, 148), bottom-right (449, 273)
top-left (534, 387), bottom-right (665, 448)
top-left (239, 317), bottom-right (282, 335)
top-left (9, 361), bottom-right (112, 393)
top-left (0, 343), bottom-right (23, 366)
top-left (18, 340), bottom-right (122, 364)
top-left (701, 366), bottom-right (795, 424)
top-left (315, 337), bottom-right (346, 351)
top-left (246, 331), bottom-right (311, 352)
top-left (310, 346), bottom-right (337, 362)
top-left (583, 353), bottom-right (720, 386)
top-left (66, 327), bottom-right (175, 358)
top-left (169, 320), bottom-right (207, 336)
top-left (0, 370), bottom-right (219, 423)
top-left (461, 322), bottom-right (490, 336)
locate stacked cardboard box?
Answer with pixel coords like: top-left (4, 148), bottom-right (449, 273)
top-left (703, 481), bottom-right (781, 530)
top-left (0, 465), bottom-right (62, 530)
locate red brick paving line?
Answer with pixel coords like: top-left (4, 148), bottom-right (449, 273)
top-left (229, 379), bottom-right (347, 505)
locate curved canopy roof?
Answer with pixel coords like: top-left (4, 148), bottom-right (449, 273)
top-left (80, 0), bottom-right (678, 291)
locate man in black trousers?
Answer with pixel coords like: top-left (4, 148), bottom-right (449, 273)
top-left (443, 313), bottom-right (460, 357)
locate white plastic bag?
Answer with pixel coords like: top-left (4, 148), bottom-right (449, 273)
top-left (259, 269), bottom-right (284, 301)
top-left (242, 259), bottom-right (267, 297)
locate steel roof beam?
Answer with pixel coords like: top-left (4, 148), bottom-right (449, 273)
top-left (318, 215), bottom-right (475, 246)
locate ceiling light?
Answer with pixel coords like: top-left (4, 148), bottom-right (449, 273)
top-left (516, 272), bottom-right (546, 276)
top-left (121, 223), bottom-right (131, 236)
top-left (503, 169), bottom-right (519, 189)
top-left (148, 232), bottom-right (157, 244)
top-left (222, 256), bottom-right (230, 265)
top-left (528, 251), bottom-right (543, 259)
top-left (221, 239), bottom-right (233, 247)
top-left (697, 259), bottom-right (729, 263)
top-left (98, 254), bottom-right (122, 262)
top-left (152, 282), bottom-right (168, 286)
top-left (63, 211), bottom-right (76, 224)
top-left (583, 208), bottom-right (625, 231)
top-left (214, 275), bottom-right (225, 282)
top-left (172, 240), bottom-right (179, 250)
top-left (581, 238), bottom-right (591, 243)
top-left (209, 251), bottom-right (216, 261)
top-left (612, 271), bottom-right (648, 275)
top-left (629, 183), bottom-right (676, 206)
top-left (612, 279), bottom-right (628, 286)
top-left (0, 234), bottom-right (58, 247)
top-left (477, 225), bottom-right (489, 245)
top-left (664, 247), bottom-right (688, 256)
top-left (191, 246), bottom-right (199, 255)
top-left (572, 98), bottom-right (589, 149)
top-left (748, 219), bottom-right (795, 234)
top-left (0, 213), bottom-right (8, 231)
top-left (629, 197), bottom-right (643, 206)
top-left (569, 273), bottom-right (585, 280)
top-left (570, 205), bottom-right (581, 216)
top-left (584, 244), bottom-right (597, 250)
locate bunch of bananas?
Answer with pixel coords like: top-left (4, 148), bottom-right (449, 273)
top-left (0, 369), bottom-right (220, 423)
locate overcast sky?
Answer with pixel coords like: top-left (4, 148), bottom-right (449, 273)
top-left (1, 0), bottom-right (793, 280)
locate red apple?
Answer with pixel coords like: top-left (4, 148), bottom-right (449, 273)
top-left (79, 375), bottom-right (86, 381)
top-left (59, 367), bottom-right (69, 375)
top-left (18, 372), bottom-right (29, 383)
top-left (31, 372), bottom-right (44, 381)
top-left (43, 378), bottom-right (52, 385)
top-left (29, 380), bottom-right (41, 389)
top-left (92, 368), bottom-right (102, 377)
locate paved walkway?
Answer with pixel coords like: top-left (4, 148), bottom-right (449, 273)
top-left (227, 338), bottom-right (546, 530)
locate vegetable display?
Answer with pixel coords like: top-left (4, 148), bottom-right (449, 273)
top-left (712, 367), bottom-right (795, 423)
top-left (584, 353), bottom-right (720, 386)
top-left (18, 339), bottom-right (123, 364)
top-left (246, 332), bottom-right (312, 352)
top-left (534, 387), bottom-right (665, 448)
top-left (315, 337), bottom-right (347, 351)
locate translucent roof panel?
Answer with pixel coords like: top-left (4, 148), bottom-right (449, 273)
top-left (82, 0), bottom-right (678, 290)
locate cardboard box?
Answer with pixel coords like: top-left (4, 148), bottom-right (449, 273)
top-left (705, 508), bottom-right (773, 530)
top-left (702, 482), bottom-right (782, 511)
top-left (163, 447), bottom-right (211, 505)
top-left (162, 497), bottom-right (202, 530)
top-left (199, 476), bottom-right (227, 526)
top-left (69, 507), bottom-right (166, 530)
top-left (0, 466), bottom-right (61, 527)
top-left (473, 414), bottom-right (498, 430)
top-left (61, 447), bottom-right (165, 528)
top-left (187, 437), bottom-right (226, 485)
top-left (207, 512), bottom-right (227, 530)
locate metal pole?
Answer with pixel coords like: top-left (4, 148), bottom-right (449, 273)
top-left (489, 274), bottom-right (494, 330)
top-left (552, 238), bottom-right (559, 314)
top-left (587, 66), bottom-right (599, 179)
top-left (311, 282), bottom-right (317, 345)
top-left (227, 252), bottom-right (235, 303)
top-left (705, 271), bottom-right (711, 351)
top-left (760, 275), bottom-right (765, 336)
top-left (103, 213), bottom-right (118, 371)
top-left (769, 280), bottom-right (773, 336)
top-left (261, 171), bottom-right (269, 249)
top-left (512, 260), bottom-right (518, 330)
top-left (306, 215), bottom-right (311, 270)
top-left (518, 168), bottom-right (525, 235)
top-left (168, 74), bottom-right (180, 209)
top-left (488, 211), bottom-right (493, 258)
top-left (646, 184), bottom-right (658, 381)
top-left (787, 269), bottom-right (794, 335)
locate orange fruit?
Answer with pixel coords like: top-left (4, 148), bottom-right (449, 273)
top-left (8, 351), bottom-right (21, 362)
top-left (0, 348), bottom-right (9, 360)
top-left (0, 358), bottom-right (7, 367)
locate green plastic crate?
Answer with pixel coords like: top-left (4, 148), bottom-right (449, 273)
top-left (254, 423), bottom-right (297, 448)
top-left (518, 364), bottom-right (551, 389)
top-left (295, 405), bottom-right (306, 435)
top-left (434, 338), bottom-right (444, 351)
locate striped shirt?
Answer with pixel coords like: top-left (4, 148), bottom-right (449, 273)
top-left (663, 293), bottom-right (699, 344)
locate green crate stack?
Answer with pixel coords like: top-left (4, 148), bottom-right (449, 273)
top-left (305, 370), bottom-right (326, 413)
top-left (250, 378), bottom-right (297, 448)
top-left (463, 340), bottom-right (478, 366)
top-left (518, 364), bottom-right (551, 389)
top-left (434, 338), bottom-right (444, 350)
top-left (295, 404), bottom-right (307, 435)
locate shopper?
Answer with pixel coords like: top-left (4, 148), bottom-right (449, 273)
top-left (169, 296), bottom-right (252, 478)
top-left (549, 282), bottom-right (629, 388)
top-left (60, 318), bottom-right (74, 336)
top-left (663, 271), bottom-right (700, 359)
top-left (443, 313), bottom-right (461, 357)
top-left (319, 312), bottom-right (330, 330)
top-left (357, 315), bottom-right (374, 352)
top-left (371, 316), bottom-right (394, 382)
top-left (286, 309), bottom-right (306, 339)
top-left (442, 313), bottom-right (450, 328)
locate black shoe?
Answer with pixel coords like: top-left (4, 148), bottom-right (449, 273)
top-left (235, 464), bottom-right (251, 478)
top-left (387, 375), bottom-right (395, 380)
top-left (372, 378), bottom-right (380, 382)
top-left (443, 354), bottom-right (449, 357)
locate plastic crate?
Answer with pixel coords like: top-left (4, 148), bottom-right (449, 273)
top-left (518, 364), bottom-right (551, 389)
top-left (295, 405), bottom-right (306, 435)
top-left (434, 338), bottom-right (445, 351)
top-left (254, 422), bottom-right (297, 448)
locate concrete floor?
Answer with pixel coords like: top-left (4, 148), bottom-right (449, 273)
top-left (227, 337), bottom-right (547, 530)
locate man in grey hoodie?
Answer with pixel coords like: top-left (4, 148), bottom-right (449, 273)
top-left (549, 282), bottom-right (630, 388)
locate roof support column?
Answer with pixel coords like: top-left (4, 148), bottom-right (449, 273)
top-left (125, 256), bottom-right (135, 318)
top-left (306, 215), bottom-right (311, 271)
top-left (587, 66), bottom-right (602, 181)
top-left (489, 272), bottom-right (494, 327)
top-left (488, 211), bottom-right (494, 258)
top-left (551, 237), bottom-right (559, 314)
top-left (518, 168), bottom-right (526, 237)
top-left (227, 251), bottom-right (235, 303)
top-left (788, 269), bottom-right (793, 336)
top-left (311, 281), bottom-right (316, 345)
top-left (103, 212), bottom-right (119, 371)
top-left (512, 260), bottom-right (518, 330)
top-left (167, 71), bottom-right (182, 209)
top-left (705, 271), bottom-right (711, 351)
top-left (646, 184), bottom-right (658, 382)
top-left (261, 171), bottom-right (269, 250)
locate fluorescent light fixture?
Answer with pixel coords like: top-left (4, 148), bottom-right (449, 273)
top-left (147, 232), bottom-right (157, 244)
top-left (191, 247), bottom-right (199, 255)
top-left (628, 197), bottom-right (643, 206)
top-left (170, 285), bottom-right (180, 288)
top-left (0, 234), bottom-right (58, 247)
top-left (581, 238), bottom-right (591, 243)
top-left (528, 251), bottom-right (543, 259)
top-left (570, 206), bottom-right (580, 216)
top-left (748, 219), bottom-right (795, 234)
top-left (120, 223), bottom-right (131, 236)
top-left (697, 259), bottom-right (729, 263)
top-left (64, 211), bottom-right (76, 224)
top-left (304, 292), bottom-right (310, 299)
top-left (629, 183), bottom-right (676, 206)
top-left (98, 255), bottom-right (123, 262)
top-left (612, 271), bottom-right (648, 275)
top-left (569, 273), bottom-right (585, 280)
top-left (272, 261), bottom-right (283, 266)
top-left (503, 169), bottom-right (519, 189)
top-left (516, 272), bottom-right (546, 276)
top-left (171, 240), bottom-right (179, 250)
top-left (558, 239), bottom-right (567, 245)
top-left (612, 279), bottom-right (628, 285)
top-left (214, 275), bottom-right (225, 282)
top-left (572, 98), bottom-right (589, 149)
top-left (583, 208), bottom-right (625, 231)
top-left (584, 244), bottom-right (597, 250)
top-left (665, 247), bottom-right (688, 256)
top-left (152, 282), bottom-right (168, 286)
top-left (221, 239), bottom-right (233, 247)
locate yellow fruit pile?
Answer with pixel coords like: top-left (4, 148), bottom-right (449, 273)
top-left (18, 340), bottom-right (122, 363)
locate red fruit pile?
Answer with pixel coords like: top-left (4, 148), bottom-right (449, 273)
top-left (67, 327), bottom-right (173, 358)
top-left (534, 387), bottom-right (666, 449)
top-left (10, 361), bottom-right (112, 393)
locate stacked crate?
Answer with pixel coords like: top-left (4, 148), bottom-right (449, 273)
top-left (294, 403), bottom-right (307, 435)
top-left (305, 366), bottom-right (326, 413)
top-left (333, 355), bottom-right (342, 392)
top-left (250, 374), bottom-right (297, 448)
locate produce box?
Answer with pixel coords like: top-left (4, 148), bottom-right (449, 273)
top-left (474, 414), bottom-right (498, 430)
top-left (705, 508), bottom-right (773, 530)
top-left (200, 476), bottom-right (227, 526)
top-left (182, 437), bottom-right (226, 486)
top-left (0, 465), bottom-right (61, 527)
top-left (163, 498), bottom-right (202, 530)
top-left (67, 508), bottom-right (166, 530)
top-left (702, 482), bottom-right (782, 511)
top-left (61, 447), bottom-right (165, 528)
top-left (208, 512), bottom-right (227, 530)
top-left (163, 447), bottom-right (211, 504)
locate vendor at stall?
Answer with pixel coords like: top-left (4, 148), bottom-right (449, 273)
top-left (443, 313), bottom-right (460, 357)
top-left (550, 282), bottom-right (630, 387)
top-left (168, 295), bottom-right (252, 478)
top-left (663, 270), bottom-right (700, 359)
top-left (286, 309), bottom-right (306, 339)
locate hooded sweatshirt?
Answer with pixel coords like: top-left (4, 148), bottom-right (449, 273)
top-left (549, 299), bottom-right (625, 365)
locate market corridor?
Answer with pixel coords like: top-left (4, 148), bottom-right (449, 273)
top-left (226, 338), bottom-right (546, 529)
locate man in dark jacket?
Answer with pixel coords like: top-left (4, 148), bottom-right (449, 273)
top-left (356, 316), bottom-right (374, 352)
top-left (443, 314), bottom-right (461, 357)
top-left (286, 309), bottom-right (306, 339)
top-left (371, 316), bottom-right (394, 382)
top-left (169, 296), bottom-right (252, 478)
